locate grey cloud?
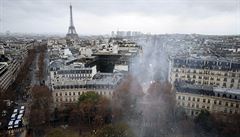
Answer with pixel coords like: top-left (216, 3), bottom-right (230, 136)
top-left (4, 0), bottom-right (238, 17)
top-left (0, 0), bottom-right (239, 34)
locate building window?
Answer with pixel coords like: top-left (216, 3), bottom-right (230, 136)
top-left (219, 101), bottom-right (222, 105)
top-left (182, 102), bottom-right (185, 106)
top-left (182, 96), bottom-right (185, 100)
top-left (197, 98), bottom-right (200, 102)
top-left (214, 100), bottom-right (216, 104)
top-left (193, 97), bottom-right (195, 101)
top-left (224, 108), bottom-right (227, 113)
top-left (207, 99), bottom-right (210, 103)
top-left (56, 93), bottom-right (58, 96)
top-left (178, 96), bottom-right (181, 100)
top-left (191, 111), bottom-right (194, 116)
top-left (203, 99), bottom-right (206, 103)
top-left (204, 76), bottom-right (209, 80)
top-left (225, 102), bottom-right (228, 106)
top-left (223, 94), bottom-right (226, 98)
top-left (236, 104), bottom-right (239, 108)
top-left (188, 97), bottom-right (191, 101)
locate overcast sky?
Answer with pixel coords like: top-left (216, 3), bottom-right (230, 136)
top-left (0, 0), bottom-right (239, 35)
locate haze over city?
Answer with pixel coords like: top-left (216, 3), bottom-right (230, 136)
top-left (0, 0), bottom-right (240, 35)
top-left (1, 0), bottom-right (240, 137)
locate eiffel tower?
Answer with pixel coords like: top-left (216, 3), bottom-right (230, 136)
top-left (66, 4), bottom-right (79, 40)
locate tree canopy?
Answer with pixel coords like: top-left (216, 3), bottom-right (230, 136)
top-left (78, 91), bottom-right (100, 105)
top-left (91, 123), bottom-right (135, 137)
top-left (71, 91), bottom-right (112, 127)
top-left (46, 128), bottom-right (79, 137)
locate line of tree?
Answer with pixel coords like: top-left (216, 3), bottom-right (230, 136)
top-left (37, 44), bottom-right (47, 82)
top-left (28, 85), bottom-right (53, 137)
top-left (15, 48), bottom-right (36, 84)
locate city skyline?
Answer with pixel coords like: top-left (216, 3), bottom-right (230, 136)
top-left (1, 1), bottom-right (240, 136)
top-left (0, 0), bottom-right (240, 35)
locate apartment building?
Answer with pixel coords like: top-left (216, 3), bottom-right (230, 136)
top-left (175, 83), bottom-right (240, 117)
top-left (0, 45), bottom-right (4, 55)
top-left (0, 60), bottom-right (20, 90)
top-left (49, 60), bottom-right (97, 86)
top-left (169, 56), bottom-right (240, 89)
top-left (52, 72), bottom-right (123, 106)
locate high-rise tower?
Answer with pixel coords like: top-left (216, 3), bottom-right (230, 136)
top-left (66, 4), bottom-right (79, 40)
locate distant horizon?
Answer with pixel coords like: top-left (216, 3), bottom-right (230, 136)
top-left (0, 31), bottom-right (239, 37)
top-left (0, 0), bottom-right (239, 35)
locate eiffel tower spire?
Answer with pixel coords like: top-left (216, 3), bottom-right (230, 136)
top-left (66, 4), bottom-right (78, 40)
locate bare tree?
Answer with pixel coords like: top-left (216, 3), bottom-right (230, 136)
top-left (112, 75), bottom-right (144, 121)
top-left (29, 85), bottom-right (53, 137)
